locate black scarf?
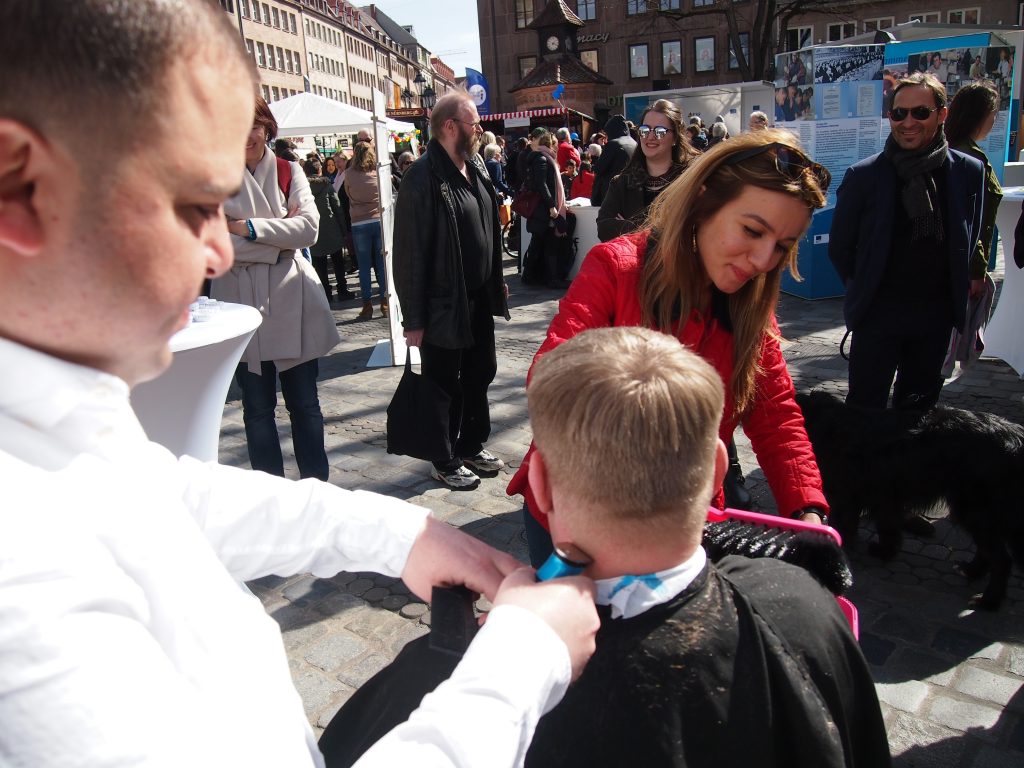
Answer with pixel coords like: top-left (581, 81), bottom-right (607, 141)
top-left (883, 127), bottom-right (948, 242)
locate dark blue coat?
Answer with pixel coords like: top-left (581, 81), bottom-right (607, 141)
top-left (829, 148), bottom-right (984, 333)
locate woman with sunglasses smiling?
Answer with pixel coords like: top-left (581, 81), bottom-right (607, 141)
top-left (509, 130), bottom-right (834, 566)
top-left (596, 99), bottom-right (695, 242)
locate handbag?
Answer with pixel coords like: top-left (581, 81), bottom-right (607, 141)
top-left (511, 189), bottom-right (540, 218)
top-left (386, 354), bottom-right (452, 462)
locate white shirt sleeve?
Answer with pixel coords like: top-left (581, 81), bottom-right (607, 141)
top-left (177, 457), bottom-right (428, 582)
top-left (353, 605), bottom-right (571, 768)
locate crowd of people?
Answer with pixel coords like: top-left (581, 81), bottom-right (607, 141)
top-left (7, 1), bottom-right (1014, 764)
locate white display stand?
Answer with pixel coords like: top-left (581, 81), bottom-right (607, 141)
top-left (131, 302), bottom-right (262, 461)
top-left (519, 201), bottom-right (600, 279)
top-left (982, 187), bottom-right (1024, 375)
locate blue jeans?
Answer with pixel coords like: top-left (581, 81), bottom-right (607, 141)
top-left (350, 220), bottom-right (385, 301)
top-left (235, 358), bottom-right (329, 480)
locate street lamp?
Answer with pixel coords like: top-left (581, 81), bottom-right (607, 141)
top-left (413, 70), bottom-right (427, 97)
top-left (421, 85), bottom-right (436, 110)
top-left (400, 87), bottom-right (414, 108)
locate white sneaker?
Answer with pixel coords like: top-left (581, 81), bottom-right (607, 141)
top-left (431, 464), bottom-right (480, 488)
top-left (463, 450), bottom-right (505, 473)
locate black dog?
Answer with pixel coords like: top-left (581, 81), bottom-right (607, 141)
top-left (796, 391), bottom-right (1024, 610)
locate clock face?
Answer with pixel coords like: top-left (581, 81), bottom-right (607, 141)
top-left (546, 35), bottom-right (559, 52)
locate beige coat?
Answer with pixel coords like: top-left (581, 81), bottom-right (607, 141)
top-left (212, 150), bottom-right (340, 373)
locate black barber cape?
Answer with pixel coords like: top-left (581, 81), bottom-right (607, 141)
top-left (318, 556), bottom-right (890, 768)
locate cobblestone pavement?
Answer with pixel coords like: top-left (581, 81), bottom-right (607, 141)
top-left (219, 252), bottom-right (1024, 766)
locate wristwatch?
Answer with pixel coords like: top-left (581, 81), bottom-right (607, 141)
top-left (792, 506), bottom-right (829, 527)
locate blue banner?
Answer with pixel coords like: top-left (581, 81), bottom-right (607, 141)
top-left (465, 68), bottom-right (491, 116)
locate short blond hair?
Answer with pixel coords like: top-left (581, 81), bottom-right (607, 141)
top-left (528, 327), bottom-right (724, 538)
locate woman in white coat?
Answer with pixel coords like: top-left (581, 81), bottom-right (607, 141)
top-left (213, 96), bottom-right (340, 480)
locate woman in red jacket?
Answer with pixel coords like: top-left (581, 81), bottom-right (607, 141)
top-left (508, 130), bottom-right (833, 565)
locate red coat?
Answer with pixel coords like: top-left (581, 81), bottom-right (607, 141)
top-left (506, 231), bottom-right (828, 528)
top-left (557, 140), bottom-right (581, 173)
top-left (570, 170), bottom-right (594, 200)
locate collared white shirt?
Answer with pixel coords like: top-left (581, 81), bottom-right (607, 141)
top-left (0, 338), bottom-right (569, 767)
top-left (595, 548), bottom-right (708, 619)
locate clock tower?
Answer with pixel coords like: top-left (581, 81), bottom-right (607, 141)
top-left (529, 0), bottom-right (582, 60)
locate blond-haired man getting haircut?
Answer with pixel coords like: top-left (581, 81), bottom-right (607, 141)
top-left (317, 327), bottom-right (891, 768)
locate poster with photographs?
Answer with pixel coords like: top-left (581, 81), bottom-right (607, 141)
top-left (773, 83), bottom-right (816, 122)
top-left (695, 36), bottom-right (715, 73)
top-left (814, 46), bottom-right (884, 84)
top-left (662, 41), bottom-right (682, 76)
top-left (891, 46), bottom-right (1015, 111)
top-left (630, 43), bottom-right (649, 79)
top-left (774, 49), bottom-right (813, 86)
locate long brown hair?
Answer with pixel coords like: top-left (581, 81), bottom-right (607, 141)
top-left (623, 98), bottom-right (694, 179)
top-left (351, 141), bottom-right (376, 172)
top-left (640, 129), bottom-right (827, 415)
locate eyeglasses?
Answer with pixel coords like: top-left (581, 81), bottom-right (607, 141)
top-left (722, 141), bottom-right (831, 192)
top-left (637, 125), bottom-right (673, 140)
top-left (889, 105), bottom-right (940, 122)
top-left (451, 118), bottom-right (483, 129)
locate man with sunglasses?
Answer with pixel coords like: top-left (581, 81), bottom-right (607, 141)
top-left (393, 91), bottom-right (511, 488)
top-left (830, 72), bottom-right (984, 412)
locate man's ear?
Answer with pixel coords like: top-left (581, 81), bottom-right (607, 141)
top-left (0, 119), bottom-right (52, 257)
top-left (711, 438), bottom-right (728, 496)
top-left (527, 449), bottom-right (554, 517)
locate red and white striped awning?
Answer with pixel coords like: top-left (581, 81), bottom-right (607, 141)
top-left (481, 108), bottom-right (567, 121)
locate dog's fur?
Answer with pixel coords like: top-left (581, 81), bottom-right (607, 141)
top-left (797, 391), bottom-right (1024, 610)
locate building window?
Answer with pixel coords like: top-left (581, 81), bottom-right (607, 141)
top-left (694, 36), bottom-right (715, 72)
top-left (272, 7), bottom-right (279, 27)
top-left (827, 22), bottom-right (856, 42)
top-left (252, 1), bottom-right (261, 22)
top-left (948, 8), bottom-right (980, 24)
top-left (276, 46), bottom-right (285, 71)
top-left (293, 51), bottom-right (301, 75)
top-left (629, 43), bottom-right (649, 78)
top-left (863, 17), bottom-right (894, 32)
top-left (261, 84), bottom-right (270, 101)
top-left (576, 0), bottom-right (595, 20)
top-left (660, 0), bottom-right (679, 8)
top-left (512, 0), bottom-right (536, 28)
top-left (784, 25), bottom-right (812, 52)
top-left (219, 0), bottom-right (234, 13)
top-left (627, 0), bottom-right (643, 13)
top-left (290, 13), bottom-right (297, 34)
top-left (661, 40), bottom-right (681, 75)
top-left (256, 41), bottom-right (266, 68)
top-left (272, 86), bottom-right (280, 102)
top-left (518, 55), bottom-right (537, 79)
top-left (728, 32), bottom-right (749, 70)
top-left (267, 47), bottom-right (276, 70)
top-left (693, 0), bottom-right (714, 7)
top-left (580, 49), bottom-right (598, 73)
top-left (909, 12), bottom-right (941, 23)
top-left (239, 0), bottom-right (248, 17)
top-left (262, 4), bottom-right (270, 24)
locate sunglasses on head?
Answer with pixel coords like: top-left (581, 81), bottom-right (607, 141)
top-left (889, 105), bottom-right (940, 122)
top-left (722, 141), bottom-right (831, 192)
top-left (637, 125), bottom-right (673, 140)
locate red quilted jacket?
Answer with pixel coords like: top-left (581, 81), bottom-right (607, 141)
top-left (507, 231), bottom-right (828, 528)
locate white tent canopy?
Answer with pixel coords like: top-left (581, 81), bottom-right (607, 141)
top-left (268, 92), bottom-right (414, 136)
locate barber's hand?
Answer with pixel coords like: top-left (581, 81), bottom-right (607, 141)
top-left (970, 278), bottom-right (985, 298)
top-left (493, 568), bottom-right (598, 681)
top-left (549, 207), bottom-right (558, 219)
top-left (402, 516), bottom-right (522, 604)
top-left (404, 328), bottom-right (425, 347)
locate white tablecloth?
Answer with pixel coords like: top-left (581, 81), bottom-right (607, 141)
top-left (131, 302), bottom-right (262, 461)
top-left (520, 202), bottom-right (600, 279)
top-left (982, 187), bottom-right (1024, 375)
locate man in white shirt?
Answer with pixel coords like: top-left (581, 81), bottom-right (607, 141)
top-left (0, 2), bottom-right (598, 766)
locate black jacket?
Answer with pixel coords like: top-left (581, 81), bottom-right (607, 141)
top-left (393, 139), bottom-right (510, 349)
top-left (591, 115), bottom-right (637, 206)
top-left (524, 150), bottom-right (558, 235)
top-left (307, 176), bottom-right (346, 259)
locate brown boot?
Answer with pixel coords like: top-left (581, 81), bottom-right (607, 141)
top-left (380, 297), bottom-right (389, 318)
top-left (357, 301), bottom-right (373, 320)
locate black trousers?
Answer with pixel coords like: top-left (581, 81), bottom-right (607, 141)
top-left (419, 291), bottom-right (497, 470)
top-left (846, 324), bottom-right (951, 410)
